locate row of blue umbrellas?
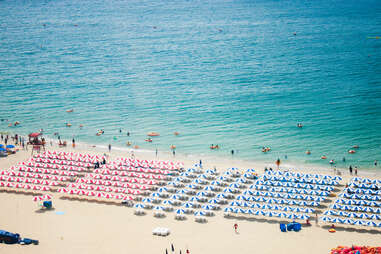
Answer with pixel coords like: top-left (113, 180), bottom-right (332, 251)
top-left (264, 171), bottom-right (342, 181)
top-left (321, 216), bottom-right (381, 227)
top-left (335, 198), bottom-right (381, 207)
top-left (340, 193), bottom-right (381, 201)
top-left (230, 201), bottom-right (315, 213)
top-left (331, 203), bottom-right (381, 214)
top-left (224, 207), bottom-right (310, 220)
top-left (237, 190), bottom-right (325, 202)
top-left (262, 175), bottom-right (339, 186)
top-left (351, 177), bottom-right (381, 184)
top-left (252, 181), bottom-right (334, 191)
top-left (349, 182), bottom-right (380, 190)
top-left (323, 210), bottom-right (381, 220)
top-left (345, 187), bottom-right (380, 195)
top-left (244, 187), bottom-right (329, 196)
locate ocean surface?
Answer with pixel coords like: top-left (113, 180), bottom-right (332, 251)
top-left (0, 0), bottom-right (381, 170)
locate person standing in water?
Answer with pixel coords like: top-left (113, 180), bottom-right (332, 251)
top-left (276, 158), bottom-right (281, 170)
top-left (375, 160), bottom-right (378, 167)
top-left (127, 132), bottom-right (130, 137)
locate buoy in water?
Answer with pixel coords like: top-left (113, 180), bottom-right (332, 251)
top-left (174, 132), bottom-right (180, 136)
top-left (306, 150), bottom-right (311, 155)
top-left (134, 145), bottom-right (139, 149)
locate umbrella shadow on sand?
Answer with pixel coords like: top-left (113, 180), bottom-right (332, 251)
top-left (225, 215), bottom-right (289, 224)
top-left (321, 225), bottom-right (381, 234)
top-left (35, 207), bottom-right (56, 213)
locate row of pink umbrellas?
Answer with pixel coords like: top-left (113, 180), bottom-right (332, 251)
top-left (16, 166), bottom-right (78, 176)
top-left (65, 183), bottom-right (143, 194)
top-left (33, 194), bottom-right (52, 201)
top-left (0, 176), bottom-right (59, 186)
top-left (103, 164), bottom-right (170, 175)
top-left (79, 176), bottom-right (156, 185)
top-left (57, 188), bottom-right (134, 200)
top-left (116, 157), bottom-right (183, 166)
top-left (0, 181), bottom-right (50, 191)
top-left (32, 157), bottom-right (97, 167)
top-left (23, 161), bottom-right (90, 171)
top-left (93, 169), bottom-right (166, 179)
top-left (1, 170), bottom-right (68, 181)
top-left (73, 179), bottom-right (151, 190)
top-left (38, 151), bottom-right (105, 160)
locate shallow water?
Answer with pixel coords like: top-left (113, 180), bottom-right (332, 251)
top-left (0, 0), bottom-right (380, 170)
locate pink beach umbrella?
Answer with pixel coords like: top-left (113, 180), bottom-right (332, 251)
top-left (42, 194), bottom-right (52, 200)
top-left (33, 196), bottom-right (43, 202)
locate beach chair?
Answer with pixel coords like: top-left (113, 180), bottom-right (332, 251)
top-left (286, 223), bottom-right (294, 231)
top-left (293, 223), bottom-right (301, 232)
top-left (280, 223), bottom-right (287, 232)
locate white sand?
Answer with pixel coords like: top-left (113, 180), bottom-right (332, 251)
top-left (0, 142), bottom-right (380, 254)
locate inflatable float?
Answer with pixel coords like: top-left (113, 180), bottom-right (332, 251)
top-left (66, 109), bottom-right (74, 113)
top-left (174, 132), bottom-right (180, 136)
top-left (170, 145), bottom-right (176, 150)
top-left (348, 150), bottom-right (356, 154)
top-left (321, 156), bottom-right (327, 159)
top-left (210, 145), bottom-right (219, 149)
top-left (145, 138), bottom-right (153, 142)
top-left (147, 132), bottom-right (160, 137)
top-left (66, 123), bottom-right (72, 127)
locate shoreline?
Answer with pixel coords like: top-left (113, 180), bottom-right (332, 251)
top-left (1, 129), bottom-right (380, 178)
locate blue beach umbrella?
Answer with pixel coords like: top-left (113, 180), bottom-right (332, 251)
top-left (151, 192), bottom-right (161, 198)
top-left (175, 209), bottom-right (185, 214)
top-left (134, 203), bottom-right (145, 209)
top-left (182, 203), bottom-right (193, 208)
top-left (158, 187), bottom-right (168, 192)
top-left (194, 211), bottom-right (206, 216)
top-left (189, 197), bottom-right (200, 202)
top-left (142, 198), bottom-right (153, 203)
top-left (216, 193), bottom-right (226, 199)
top-left (224, 207), bottom-right (234, 213)
top-left (163, 200), bottom-right (173, 205)
top-left (6, 145), bottom-right (15, 148)
top-left (153, 206), bottom-right (164, 211)
top-left (208, 199), bottom-right (219, 204)
top-left (0, 148), bottom-right (6, 152)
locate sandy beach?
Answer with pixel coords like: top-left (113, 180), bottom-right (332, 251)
top-left (0, 141), bottom-right (380, 254)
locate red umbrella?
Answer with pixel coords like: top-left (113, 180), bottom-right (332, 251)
top-left (29, 132), bottom-right (41, 138)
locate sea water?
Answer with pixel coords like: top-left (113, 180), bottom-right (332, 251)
top-left (0, 0), bottom-right (380, 170)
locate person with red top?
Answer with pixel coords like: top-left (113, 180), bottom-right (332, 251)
top-left (234, 223), bottom-right (238, 233)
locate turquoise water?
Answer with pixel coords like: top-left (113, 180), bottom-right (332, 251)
top-left (0, 0), bottom-right (381, 169)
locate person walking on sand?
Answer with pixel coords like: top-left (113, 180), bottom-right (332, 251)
top-left (349, 165), bottom-right (353, 175)
top-left (199, 159), bottom-right (202, 168)
top-left (315, 212), bottom-right (318, 225)
top-left (354, 166), bottom-right (358, 176)
top-left (173, 150), bottom-right (175, 157)
top-left (72, 138), bottom-right (75, 148)
top-left (108, 144), bottom-right (111, 152)
top-left (155, 148), bottom-right (158, 157)
top-left (234, 223), bottom-right (239, 234)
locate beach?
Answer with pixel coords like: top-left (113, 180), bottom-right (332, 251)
top-left (1, 0), bottom-right (381, 252)
top-left (0, 142), bottom-right (380, 254)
